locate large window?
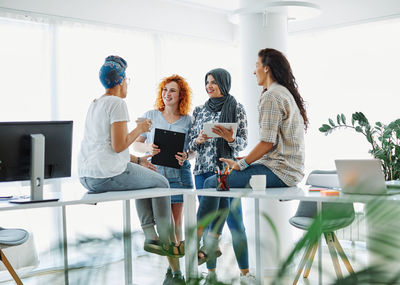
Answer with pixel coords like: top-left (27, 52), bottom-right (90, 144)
top-left (0, 17), bottom-right (51, 121)
top-left (288, 18), bottom-right (400, 172)
top-left (0, 13), bottom-right (240, 278)
top-left (56, 22), bottom-right (158, 176)
top-left (158, 34), bottom-right (242, 108)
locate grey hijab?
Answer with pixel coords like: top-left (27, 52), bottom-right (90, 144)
top-left (204, 68), bottom-right (237, 167)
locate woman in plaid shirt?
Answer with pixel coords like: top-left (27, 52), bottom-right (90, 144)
top-left (217, 48), bottom-right (308, 185)
top-left (201, 49), bottom-right (308, 282)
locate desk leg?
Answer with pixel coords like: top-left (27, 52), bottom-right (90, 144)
top-left (254, 198), bottom-right (262, 285)
top-left (123, 200), bottom-right (133, 285)
top-left (61, 205), bottom-right (69, 285)
top-left (317, 201), bottom-right (322, 285)
top-left (184, 192), bottom-right (197, 280)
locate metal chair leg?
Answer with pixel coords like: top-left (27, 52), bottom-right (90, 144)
top-left (303, 242), bottom-right (318, 278)
top-left (293, 241), bottom-right (314, 285)
top-left (0, 249), bottom-right (23, 285)
top-left (332, 232), bottom-right (355, 274)
top-left (325, 232), bottom-right (343, 279)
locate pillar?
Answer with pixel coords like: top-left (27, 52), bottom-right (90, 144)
top-left (239, 0), bottom-right (294, 277)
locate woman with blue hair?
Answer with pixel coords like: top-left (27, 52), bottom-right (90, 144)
top-left (78, 55), bottom-right (183, 259)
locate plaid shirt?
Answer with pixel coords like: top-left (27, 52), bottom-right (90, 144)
top-left (254, 82), bottom-right (305, 186)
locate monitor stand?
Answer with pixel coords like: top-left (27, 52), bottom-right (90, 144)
top-left (9, 134), bottom-right (59, 204)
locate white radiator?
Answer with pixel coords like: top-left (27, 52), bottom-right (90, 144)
top-left (335, 211), bottom-right (366, 243)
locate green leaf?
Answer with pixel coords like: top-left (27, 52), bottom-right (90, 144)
top-left (383, 129), bottom-right (392, 138)
top-left (355, 126), bottom-right (363, 133)
top-left (341, 113), bottom-right (346, 125)
top-left (358, 112), bottom-right (370, 127)
top-left (319, 124), bottom-right (332, 133)
top-left (388, 122), bottom-right (396, 130)
top-left (353, 112), bottom-right (360, 121)
top-left (337, 114), bottom-right (341, 125)
top-left (328, 118), bottom-right (335, 127)
top-left (322, 124), bottom-right (331, 130)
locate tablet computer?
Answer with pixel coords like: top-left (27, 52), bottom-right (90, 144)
top-left (203, 122), bottom-right (238, 138)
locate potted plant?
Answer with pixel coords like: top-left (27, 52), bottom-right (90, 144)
top-left (319, 112), bottom-right (400, 180)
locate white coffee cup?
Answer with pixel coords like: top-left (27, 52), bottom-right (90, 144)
top-left (249, 175), bottom-right (266, 191)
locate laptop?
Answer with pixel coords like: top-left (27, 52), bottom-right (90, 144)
top-left (335, 159), bottom-right (400, 195)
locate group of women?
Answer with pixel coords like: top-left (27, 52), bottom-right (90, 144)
top-left (77, 48), bottom-right (308, 285)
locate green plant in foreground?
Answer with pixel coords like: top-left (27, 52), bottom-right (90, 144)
top-left (319, 112), bottom-right (400, 180)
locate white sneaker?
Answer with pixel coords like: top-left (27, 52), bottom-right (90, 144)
top-left (240, 272), bottom-right (256, 285)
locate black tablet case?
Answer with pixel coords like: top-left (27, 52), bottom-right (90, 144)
top-left (151, 128), bottom-right (185, 169)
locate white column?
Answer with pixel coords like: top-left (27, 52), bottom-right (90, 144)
top-left (239, 0), bottom-right (294, 277)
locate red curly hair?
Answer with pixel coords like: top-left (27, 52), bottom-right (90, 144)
top-left (155, 74), bottom-right (192, 116)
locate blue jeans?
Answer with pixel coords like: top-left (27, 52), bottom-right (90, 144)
top-left (195, 172), bottom-right (249, 270)
top-left (161, 160), bottom-right (193, 203)
top-left (80, 162), bottom-right (173, 243)
top-left (197, 164), bottom-right (287, 269)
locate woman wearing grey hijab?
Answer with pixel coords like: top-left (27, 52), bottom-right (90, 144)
top-left (187, 68), bottom-right (255, 283)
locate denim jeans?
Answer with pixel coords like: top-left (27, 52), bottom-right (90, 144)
top-left (160, 160), bottom-right (193, 203)
top-left (80, 162), bottom-right (173, 243)
top-left (203, 163), bottom-right (287, 189)
top-left (197, 164), bottom-right (287, 269)
top-left (195, 172), bottom-right (249, 270)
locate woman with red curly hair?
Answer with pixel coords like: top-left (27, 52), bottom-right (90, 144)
top-left (133, 74), bottom-right (193, 285)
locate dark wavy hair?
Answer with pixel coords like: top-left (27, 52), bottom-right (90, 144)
top-left (258, 48), bottom-right (309, 130)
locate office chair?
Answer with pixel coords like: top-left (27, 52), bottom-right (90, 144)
top-left (0, 227), bottom-right (29, 285)
top-left (290, 170), bottom-right (355, 284)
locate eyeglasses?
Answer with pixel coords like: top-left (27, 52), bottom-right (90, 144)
top-left (125, 77), bottom-right (131, 85)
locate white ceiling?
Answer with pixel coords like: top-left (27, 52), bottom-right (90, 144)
top-left (1, 0), bottom-right (399, 40)
top-left (166, 0), bottom-right (400, 32)
top-left (165, 0), bottom-right (239, 12)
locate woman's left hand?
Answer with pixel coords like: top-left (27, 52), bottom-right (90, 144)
top-left (212, 126), bottom-right (234, 143)
top-left (175, 152), bottom-right (187, 166)
top-left (139, 154), bottom-right (157, 171)
top-left (219, 157), bottom-right (240, 171)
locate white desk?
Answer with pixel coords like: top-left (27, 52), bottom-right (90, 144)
top-left (0, 184), bottom-right (186, 285)
top-left (184, 187), bottom-right (400, 285)
top-left (2, 184), bottom-right (400, 285)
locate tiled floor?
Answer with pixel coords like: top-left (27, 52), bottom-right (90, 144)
top-left (1, 239), bottom-right (367, 285)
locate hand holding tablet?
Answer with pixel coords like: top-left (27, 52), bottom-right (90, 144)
top-left (203, 122), bottom-right (238, 139)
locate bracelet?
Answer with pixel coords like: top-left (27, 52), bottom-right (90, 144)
top-left (237, 158), bottom-right (249, 171)
top-left (185, 151), bottom-right (190, 160)
top-left (137, 157), bottom-right (141, 164)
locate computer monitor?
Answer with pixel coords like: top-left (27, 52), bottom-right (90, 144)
top-left (0, 121), bottom-right (73, 203)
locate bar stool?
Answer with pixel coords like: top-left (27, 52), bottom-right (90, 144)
top-left (0, 227), bottom-right (29, 285)
top-left (290, 170), bottom-right (355, 284)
